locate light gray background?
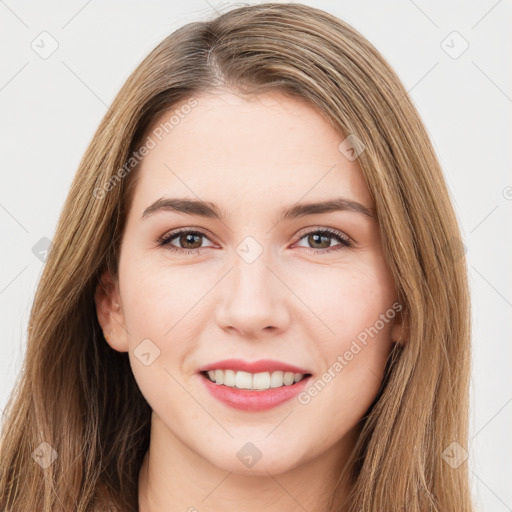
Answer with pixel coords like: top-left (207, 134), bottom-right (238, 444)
top-left (1, 1), bottom-right (511, 510)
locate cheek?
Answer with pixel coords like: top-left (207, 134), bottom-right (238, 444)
top-left (300, 264), bottom-right (395, 410)
top-left (119, 260), bottom-right (198, 410)
top-left (119, 254), bottom-right (198, 337)
top-left (119, 257), bottom-right (213, 395)
top-left (306, 263), bottom-right (394, 344)
top-left (300, 317), bottom-right (393, 441)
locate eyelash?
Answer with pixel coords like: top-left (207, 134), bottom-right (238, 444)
top-left (156, 227), bottom-right (353, 255)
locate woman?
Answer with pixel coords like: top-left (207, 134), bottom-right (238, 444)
top-left (0, 3), bottom-right (473, 511)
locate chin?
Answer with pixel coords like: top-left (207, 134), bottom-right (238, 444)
top-left (202, 439), bottom-right (308, 476)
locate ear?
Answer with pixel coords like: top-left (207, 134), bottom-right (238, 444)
top-left (94, 269), bottom-right (129, 352)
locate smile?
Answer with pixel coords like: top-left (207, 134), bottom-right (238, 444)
top-left (203, 369), bottom-right (309, 390)
top-left (199, 371), bottom-right (312, 412)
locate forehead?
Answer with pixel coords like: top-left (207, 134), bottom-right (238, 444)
top-left (131, 89), bottom-right (372, 213)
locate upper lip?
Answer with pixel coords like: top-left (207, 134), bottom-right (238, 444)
top-left (197, 358), bottom-right (312, 375)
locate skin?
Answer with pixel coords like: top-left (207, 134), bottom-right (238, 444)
top-left (95, 88), bottom-right (405, 512)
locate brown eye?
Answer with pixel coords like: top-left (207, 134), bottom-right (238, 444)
top-left (157, 229), bottom-right (214, 253)
top-left (176, 232), bottom-right (203, 249)
top-left (307, 233), bottom-right (332, 249)
top-left (295, 228), bottom-right (352, 253)
top-left (156, 227), bottom-right (352, 256)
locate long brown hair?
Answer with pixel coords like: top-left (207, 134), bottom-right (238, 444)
top-left (0, 3), bottom-right (473, 511)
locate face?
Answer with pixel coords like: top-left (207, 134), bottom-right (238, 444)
top-left (96, 89), bottom-right (402, 476)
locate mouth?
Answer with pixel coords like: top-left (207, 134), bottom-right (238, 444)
top-left (198, 369), bottom-right (313, 412)
top-left (200, 369), bottom-right (312, 391)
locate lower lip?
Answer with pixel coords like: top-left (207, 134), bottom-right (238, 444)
top-left (199, 372), bottom-right (312, 412)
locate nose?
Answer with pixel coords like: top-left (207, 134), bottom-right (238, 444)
top-left (215, 254), bottom-right (290, 338)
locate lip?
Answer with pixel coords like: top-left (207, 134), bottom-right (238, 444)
top-left (197, 358), bottom-right (312, 375)
top-left (199, 372), bottom-right (312, 412)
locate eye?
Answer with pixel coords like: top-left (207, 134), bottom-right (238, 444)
top-left (156, 227), bottom-right (353, 255)
top-left (156, 228), bottom-right (214, 254)
top-left (294, 227), bottom-right (352, 254)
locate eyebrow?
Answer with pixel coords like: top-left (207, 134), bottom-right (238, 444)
top-left (141, 196), bottom-right (375, 221)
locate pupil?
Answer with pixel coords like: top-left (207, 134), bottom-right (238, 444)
top-left (310, 233), bottom-right (329, 249)
top-left (182, 234), bottom-right (201, 248)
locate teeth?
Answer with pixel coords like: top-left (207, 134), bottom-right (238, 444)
top-left (205, 369), bottom-right (307, 390)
